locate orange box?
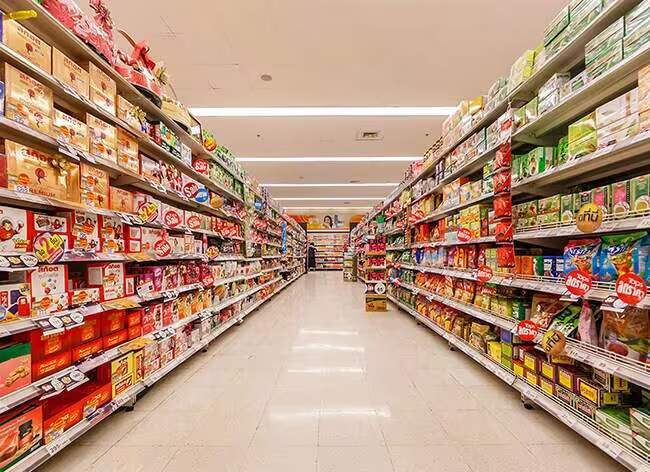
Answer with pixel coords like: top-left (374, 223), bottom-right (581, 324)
top-left (71, 338), bottom-right (103, 362)
top-left (69, 314), bottom-right (101, 346)
top-left (127, 324), bottom-right (142, 340)
top-left (101, 309), bottom-right (126, 335)
top-left (88, 62), bottom-right (116, 115)
top-left (0, 403), bottom-right (43, 462)
top-left (103, 329), bottom-right (127, 350)
top-left (126, 309), bottom-right (142, 327)
top-left (5, 141), bottom-right (80, 202)
top-left (2, 19), bottom-right (52, 73)
top-left (80, 383), bottom-right (111, 416)
top-left (43, 399), bottom-right (82, 444)
top-left (109, 186), bottom-right (134, 213)
top-left (52, 47), bottom-right (89, 99)
top-left (87, 114), bottom-right (117, 163)
top-left (29, 330), bottom-right (70, 361)
top-left (525, 369), bottom-right (539, 387)
top-left (117, 95), bottom-right (140, 130)
top-left (80, 163), bottom-right (109, 209)
top-left (53, 109), bottom-right (89, 151)
top-left (117, 128), bottom-right (140, 174)
top-left (3, 63), bottom-right (53, 136)
top-left (33, 351), bottom-right (71, 380)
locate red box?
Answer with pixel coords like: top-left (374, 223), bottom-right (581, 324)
top-left (29, 330), bottom-right (70, 361)
top-left (0, 403), bottom-right (43, 466)
top-left (59, 211), bottom-right (100, 252)
top-left (80, 382), bottom-right (111, 417)
top-left (33, 351), bottom-right (71, 380)
top-left (125, 274), bottom-right (135, 296)
top-left (103, 329), bottom-right (128, 350)
top-left (162, 301), bottom-right (173, 326)
top-left (69, 314), bottom-right (100, 346)
top-left (126, 309), bottom-right (142, 327)
top-left (43, 397), bottom-right (82, 444)
top-left (141, 306), bottom-right (156, 335)
top-left (101, 309), bottom-right (126, 335)
top-left (127, 324), bottom-right (142, 340)
top-left (71, 338), bottom-right (103, 362)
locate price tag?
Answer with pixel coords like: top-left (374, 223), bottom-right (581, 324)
top-left (57, 144), bottom-right (79, 161)
top-left (598, 438), bottom-right (623, 459)
top-left (39, 368), bottom-right (88, 399)
top-left (45, 436), bottom-right (71, 456)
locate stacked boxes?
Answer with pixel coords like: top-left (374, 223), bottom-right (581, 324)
top-left (624, 0), bottom-right (650, 57)
top-left (641, 65), bottom-right (650, 132)
top-left (537, 194), bottom-right (561, 226)
top-left (508, 50), bottom-right (536, 93)
top-left (538, 73), bottom-right (571, 115)
top-left (595, 88), bottom-right (639, 149)
top-left (568, 112), bottom-right (597, 159)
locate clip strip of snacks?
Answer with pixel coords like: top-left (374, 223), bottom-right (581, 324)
top-left (356, 1), bottom-right (650, 469)
top-left (0, 1), bottom-right (308, 470)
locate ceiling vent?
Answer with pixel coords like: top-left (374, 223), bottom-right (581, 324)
top-left (356, 130), bottom-right (382, 141)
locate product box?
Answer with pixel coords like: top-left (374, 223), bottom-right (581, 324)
top-left (5, 141), bottom-right (80, 202)
top-left (624, 17), bottom-right (650, 57)
top-left (71, 338), bottom-right (102, 362)
top-left (141, 227), bottom-right (165, 253)
top-left (597, 114), bottom-right (640, 149)
top-left (555, 384), bottom-right (575, 407)
top-left (32, 213), bottom-right (67, 235)
top-left (630, 174), bottom-right (650, 212)
top-left (53, 110), bottom-right (89, 152)
top-left (578, 378), bottom-right (620, 407)
top-left (69, 314), bottom-right (100, 346)
top-left (3, 63), bottom-right (53, 135)
top-left (611, 179), bottom-right (631, 217)
top-left (133, 193), bottom-right (162, 225)
top-left (0, 403), bottom-right (43, 470)
top-left (141, 155), bottom-right (161, 184)
top-left (69, 287), bottom-right (100, 307)
top-left (32, 351), bottom-right (71, 380)
top-left (574, 396), bottom-right (598, 419)
top-left (29, 265), bottom-right (68, 316)
top-left (52, 47), bottom-right (89, 99)
top-left (116, 128), bottom-right (139, 174)
top-left (592, 185), bottom-right (611, 214)
top-left (29, 330), bottom-right (69, 361)
top-left (1, 18), bottom-right (51, 73)
top-left (568, 132), bottom-right (597, 160)
top-left (557, 366), bottom-right (585, 393)
top-left (117, 96), bottom-right (141, 131)
top-left (0, 342), bottom-right (30, 396)
top-left (64, 211), bottom-right (100, 252)
top-left (544, 6), bottom-right (569, 46)
top-left (0, 206), bottom-right (30, 253)
top-left (101, 309), bottom-right (126, 335)
top-left (80, 163), bottom-right (109, 209)
top-left (540, 360), bottom-right (557, 382)
top-left (103, 329), bottom-right (127, 350)
top-left (109, 186), bottom-right (133, 214)
top-left (586, 41), bottom-right (624, 80)
top-left (0, 283), bottom-right (30, 323)
top-left (630, 407), bottom-right (650, 438)
top-left (99, 214), bottom-right (125, 253)
top-left (585, 17), bottom-right (625, 65)
top-left (159, 122), bottom-right (181, 158)
top-left (596, 89), bottom-right (639, 128)
top-left (88, 62), bottom-right (116, 115)
top-left (539, 376), bottom-right (555, 396)
top-left (592, 368), bottom-right (629, 393)
top-left (568, 112), bottom-right (596, 143)
top-left (111, 352), bottom-right (135, 397)
top-left (595, 408), bottom-right (634, 445)
top-left (88, 262), bottom-right (125, 301)
top-left (87, 113), bottom-right (117, 163)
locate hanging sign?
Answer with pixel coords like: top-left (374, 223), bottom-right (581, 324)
top-left (565, 270), bottom-right (592, 297)
top-left (477, 266), bottom-right (493, 283)
top-left (515, 320), bottom-right (540, 342)
top-left (576, 204), bottom-right (603, 233)
top-left (616, 273), bottom-right (647, 305)
top-left (153, 239), bottom-right (172, 258)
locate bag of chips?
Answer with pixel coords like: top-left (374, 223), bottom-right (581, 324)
top-left (530, 293), bottom-right (570, 328)
top-left (599, 231), bottom-right (646, 282)
top-left (564, 238), bottom-right (601, 278)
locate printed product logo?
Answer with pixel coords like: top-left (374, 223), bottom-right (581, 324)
top-left (138, 202), bottom-right (159, 223)
top-left (576, 203), bottom-right (603, 233)
top-left (193, 159), bottom-right (209, 174)
top-left (164, 210), bottom-right (181, 228)
top-left (194, 188), bottom-right (209, 203)
top-left (153, 239), bottom-right (172, 258)
top-left (206, 246), bottom-right (219, 260)
top-left (457, 228), bottom-right (472, 243)
top-left (183, 182), bottom-right (199, 199)
top-left (565, 270), bottom-right (592, 297)
top-left (201, 273), bottom-right (214, 286)
top-left (186, 215), bottom-right (201, 230)
top-left (477, 265), bottom-right (493, 282)
top-left (516, 320), bottom-right (540, 342)
top-left (616, 273), bottom-right (647, 305)
top-left (541, 329), bottom-right (566, 356)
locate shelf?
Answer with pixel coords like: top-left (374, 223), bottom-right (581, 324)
top-left (6, 273), bottom-right (303, 472)
top-left (413, 193), bottom-right (494, 225)
top-left (384, 227), bottom-right (406, 236)
top-left (388, 294), bottom-right (650, 472)
top-left (411, 236), bottom-right (496, 248)
top-left (386, 246), bottom-right (408, 251)
top-left (513, 131), bottom-right (650, 195)
top-left (514, 43), bottom-right (650, 144)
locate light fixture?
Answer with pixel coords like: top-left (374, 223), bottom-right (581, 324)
top-left (260, 74), bottom-right (273, 82)
top-left (189, 106), bottom-right (455, 117)
top-left (237, 156), bottom-right (420, 162)
top-left (261, 183), bottom-right (398, 187)
top-left (276, 197), bottom-right (380, 201)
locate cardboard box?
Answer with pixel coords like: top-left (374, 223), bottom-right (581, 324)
top-left (53, 110), bottom-right (89, 151)
top-left (595, 88), bottom-right (639, 128)
top-left (71, 338), bottom-right (103, 362)
top-left (111, 352), bottom-right (135, 397)
top-left (0, 403), bottom-right (43, 469)
top-left (29, 265), bottom-right (68, 316)
top-left (1, 19), bottom-right (52, 73)
top-left (99, 214), bottom-right (125, 253)
top-left (64, 211), bottom-right (100, 252)
top-left (88, 62), bottom-right (116, 115)
top-left (5, 140), bottom-right (80, 202)
top-left (0, 206), bottom-right (30, 253)
top-left (101, 309), bottom-right (126, 335)
top-left (52, 47), bottom-right (89, 99)
top-left (3, 63), bottom-right (52, 135)
top-left (80, 163), bottom-right (109, 209)
top-left (87, 114), bottom-right (117, 163)
top-left (0, 343), bottom-right (30, 396)
top-left (32, 351), bottom-right (71, 380)
top-left (103, 329), bottom-right (127, 350)
top-left (116, 128), bottom-right (139, 174)
top-left (0, 283), bottom-right (31, 323)
top-left (88, 262), bottom-right (125, 301)
top-left (109, 186), bottom-right (133, 214)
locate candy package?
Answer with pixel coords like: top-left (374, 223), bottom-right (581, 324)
top-left (495, 221), bottom-right (513, 242)
top-left (493, 170), bottom-right (511, 194)
top-left (601, 307), bottom-right (649, 362)
top-left (494, 195), bottom-right (512, 218)
top-left (599, 232), bottom-right (646, 282)
top-left (496, 244), bottom-right (515, 268)
top-left (564, 238), bottom-right (601, 278)
top-left (494, 141), bottom-right (511, 170)
top-left (530, 294), bottom-right (570, 329)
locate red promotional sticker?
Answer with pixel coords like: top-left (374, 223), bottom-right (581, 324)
top-left (186, 215), bottom-right (201, 230)
top-left (516, 320), bottom-right (540, 342)
top-left (201, 273), bottom-right (214, 287)
top-left (153, 239), bottom-right (172, 258)
top-left (192, 159), bottom-right (210, 175)
top-left (565, 270), bottom-right (592, 297)
top-left (457, 228), bottom-right (472, 243)
top-left (477, 265), bottom-right (493, 283)
top-left (616, 273), bottom-right (647, 305)
top-left (164, 210), bottom-right (181, 228)
top-left (183, 182), bottom-right (199, 199)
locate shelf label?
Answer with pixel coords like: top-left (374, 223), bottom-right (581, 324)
top-left (39, 368), bottom-right (88, 399)
top-left (515, 320), bottom-right (540, 342)
top-left (616, 273), bottom-right (647, 305)
top-left (45, 436), bottom-right (71, 456)
top-left (565, 270), bottom-right (591, 297)
top-left (477, 265), bottom-right (493, 283)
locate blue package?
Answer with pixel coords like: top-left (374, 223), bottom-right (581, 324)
top-left (563, 239), bottom-right (601, 279)
top-left (641, 235), bottom-right (650, 285)
top-left (599, 232), bottom-right (646, 283)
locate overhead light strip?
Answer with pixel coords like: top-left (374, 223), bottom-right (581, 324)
top-left (261, 183), bottom-right (398, 187)
top-left (276, 197), bottom-right (381, 201)
top-left (284, 207), bottom-right (372, 210)
top-left (189, 106), bottom-right (455, 117)
top-left (237, 156), bottom-right (420, 162)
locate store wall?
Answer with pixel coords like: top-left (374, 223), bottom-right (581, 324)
top-left (288, 211), bottom-right (364, 230)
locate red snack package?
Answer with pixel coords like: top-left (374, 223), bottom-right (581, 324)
top-left (496, 220), bottom-right (514, 242)
top-left (494, 141), bottom-right (511, 169)
top-left (497, 244), bottom-right (516, 268)
top-left (466, 245), bottom-right (478, 269)
top-left (494, 195), bottom-right (513, 218)
top-left (493, 169), bottom-right (512, 194)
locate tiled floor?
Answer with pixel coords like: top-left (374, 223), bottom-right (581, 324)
top-left (40, 272), bottom-right (627, 472)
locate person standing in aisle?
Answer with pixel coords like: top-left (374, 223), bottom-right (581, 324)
top-left (308, 242), bottom-right (316, 271)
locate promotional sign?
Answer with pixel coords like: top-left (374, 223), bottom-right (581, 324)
top-left (457, 228), bottom-right (472, 242)
top-left (576, 203), bottom-right (603, 233)
top-left (616, 273), bottom-right (647, 305)
top-left (477, 266), bottom-right (493, 282)
top-left (516, 320), bottom-right (540, 342)
top-left (34, 233), bottom-right (65, 263)
top-left (153, 239), bottom-right (172, 258)
top-left (565, 270), bottom-right (592, 297)
top-left (541, 329), bottom-right (566, 356)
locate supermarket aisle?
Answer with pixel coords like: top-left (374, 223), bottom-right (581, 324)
top-left (41, 272), bottom-right (624, 472)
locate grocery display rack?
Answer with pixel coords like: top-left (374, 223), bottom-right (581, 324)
top-left (308, 230), bottom-right (348, 270)
top-left (353, 0), bottom-right (650, 468)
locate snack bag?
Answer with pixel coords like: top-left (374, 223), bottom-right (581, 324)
top-left (548, 304), bottom-right (582, 336)
top-left (577, 300), bottom-right (598, 346)
top-left (564, 238), bottom-right (601, 278)
top-left (600, 307), bottom-right (649, 362)
top-left (599, 232), bottom-right (646, 282)
top-left (530, 293), bottom-right (570, 329)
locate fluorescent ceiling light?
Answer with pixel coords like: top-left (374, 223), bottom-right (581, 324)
top-left (276, 197), bottom-right (380, 201)
top-left (190, 106), bottom-right (455, 117)
top-left (283, 207), bottom-right (372, 210)
top-left (262, 183), bottom-right (397, 187)
top-left (237, 156), bottom-right (420, 162)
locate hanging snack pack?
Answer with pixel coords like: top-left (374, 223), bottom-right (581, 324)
top-left (599, 232), bottom-right (646, 282)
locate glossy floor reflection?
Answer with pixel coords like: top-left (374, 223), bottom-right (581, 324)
top-left (41, 272), bottom-right (627, 472)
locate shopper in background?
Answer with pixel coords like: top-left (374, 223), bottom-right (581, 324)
top-left (308, 242), bottom-right (316, 271)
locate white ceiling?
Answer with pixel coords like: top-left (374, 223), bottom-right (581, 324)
top-left (107, 0), bottom-right (568, 208)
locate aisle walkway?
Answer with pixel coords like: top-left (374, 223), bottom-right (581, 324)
top-left (42, 272), bottom-right (624, 472)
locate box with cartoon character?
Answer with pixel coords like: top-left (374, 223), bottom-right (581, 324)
top-left (29, 265), bottom-right (69, 316)
top-left (0, 206), bottom-right (30, 253)
top-left (87, 262), bottom-right (125, 301)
